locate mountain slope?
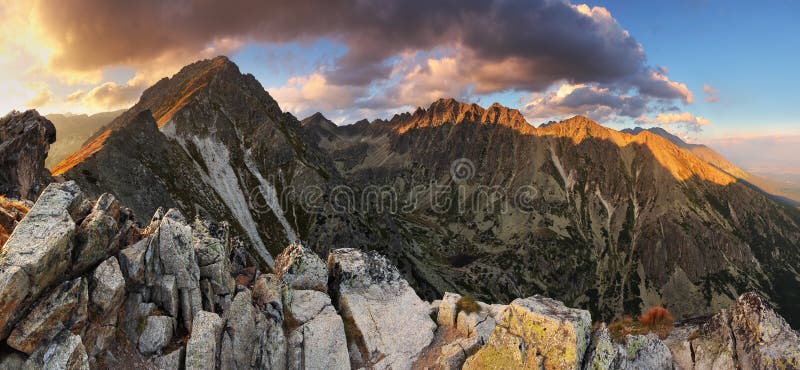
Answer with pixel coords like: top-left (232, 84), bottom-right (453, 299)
top-left (44, 110), bottom-right (124, 168)
top-left (309, 101), bottom-right (800, 326)
top-left (53, 57), bottom-right (344, 268)
top-left (622, 127), bottom-right (800, 206)
top-left (51, 57), bottom-right (800, 327)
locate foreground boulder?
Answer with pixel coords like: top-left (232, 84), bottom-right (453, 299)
top-left (463, 296), bottom-right (592, 370)
top-left (665, 292), bottom-right (800, 370)
top-left (274, 242), bottom-right (328, 292)
top-left (328, 248), bottom-right (436, 370)
top-left (3, 181), bottom-right (800, 370)
top-left (0, 110), bottom-right (55, 201)
top-left (0, 181), bottom-right (83, 337)
top-left (185, 310), bottom-right (223, 370)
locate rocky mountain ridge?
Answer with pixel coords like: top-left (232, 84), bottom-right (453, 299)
top-left (621, 127), bottom-right (800, 206)
top-left (0, 181), bottom-right (798, 369)
top-left (306, 100), bottom-right (800, 326)
top-left (44, 110), bottom-right (124, 168)
top-left (45, 56), bottom-right (800, 328)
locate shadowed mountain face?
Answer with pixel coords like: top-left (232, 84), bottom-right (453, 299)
top-left (55, 57), bottom-right (800, 325)
top-left (306, 101), bottom-right (800, 325)
top-left (54, 57), bottom-right (351, 268)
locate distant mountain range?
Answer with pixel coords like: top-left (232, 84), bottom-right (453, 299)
top-left (621, 127), bottom-right (800, 207)
top-left (44, 110), bottom-right (124, 168)
top-left (48, 56), bottom-right (800, 327)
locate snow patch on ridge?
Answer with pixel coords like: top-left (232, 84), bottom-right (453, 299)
top-left (189, 137), bottom-right (274, 266)
top-left (243, 153), bottom-right (298, 243)
top-left (161, 120), bottom-right (274, 267)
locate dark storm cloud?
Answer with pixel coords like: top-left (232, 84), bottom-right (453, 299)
top-left (35, 0), bottom-right (690, 102)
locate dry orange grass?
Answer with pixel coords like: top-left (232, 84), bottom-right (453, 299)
top-left (608, 307), bottom-right (675, 341)
top-left (0, 196), bottom-right (29, 214)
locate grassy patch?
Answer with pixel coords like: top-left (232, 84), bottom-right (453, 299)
top-left (456, 295), bottom-right (481, 315)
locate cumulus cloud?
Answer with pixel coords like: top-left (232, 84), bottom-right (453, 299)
top-left (523, 83), bottom-right (649, 123)
top-left (33, 0), bottom-right (690, 103)
top-left (636, 112), bottom-right (710, 132)
top-left (80, 81), bottom-right (141, 110)
top-left (270, 73), bottom-right (364, 118)
top-left (703, 84), bottom-right (720, 103)
top-left (25, 86), bottom-right (54, 108)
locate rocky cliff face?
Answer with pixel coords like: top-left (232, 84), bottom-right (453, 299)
top-left (306, 101), bottom-right (800, 327)
top-left (0, 182), bottom-right (798, 370)
top-left (53, 57), bottom-right (347, 269)
top-left (0, 110), bottom-right (55, 200)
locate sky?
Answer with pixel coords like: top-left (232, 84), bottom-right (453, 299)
top-left (1, 0), bottom-right (798, 172)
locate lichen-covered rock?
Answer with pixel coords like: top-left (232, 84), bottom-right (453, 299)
top-left (0, 182), bottom-right (83, 337)
top-left (252, 273), bottom-right (283, 322)
top-left (72, 203), bottom-right (119, 272)
top-left (252, 313), bottom-right (287, 370)
top-left (300, 311), bottom-right (350, 370)
top-left (25, 330), bottom-right (89, 370)
top-left (464, 295), bottom-right (592, 370)
top-left (7, 277), bottom-right (87, 354)
top-left (463, 326), bottom-right (542, 369)
top-left (437, 292), bottom-right (461, 327)
top-left (118, 238), bottom-right (148, 286)
top-left (730, 292), bottom-right (800, 369)
top-left (220, 289), bottom-right (257, 370)
top-left (582, 324), bottom-right (622, 370)
top-left (0, 110), bottom-right (55, 201)
top-left (275, 242), bottom-right (328, 292)
top-left (621, 334), bottom-right (673, 369)
top-left (72, 194), bottom-right (119, 272)
top-left (152, 274), bottom-right (179, 317)
top-left (0, 352), bottom-right (26, 369)
top-left (120, 293), bottom-right (157, 346)
top-left (185, 310), bottom-right (223, 370)
top-left (456, 303), bottom-right (496, 343)
top-left (286, 308), bottom-right (350, 370)
top-left (193, 220), bottom-right (235, 312)
top-left (90, 257), bottom-right (125, 316)
top-left (145, 209), bottom-right (202, 329)
top-left (285, 289), bottom-right (336, 325)
top-left (153, 347), bottom-right (185, 369)
top-left (436, 336), bottom-right (482, 370)
top-left (0, 265), bottom-right (31, 339)
top-left (138, 315), bottom-right (175, 356)
top-left (328, 248), bottom-right (436, 370)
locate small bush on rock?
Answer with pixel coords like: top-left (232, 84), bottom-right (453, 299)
top-left (456, 295), bottom-right (481, 315)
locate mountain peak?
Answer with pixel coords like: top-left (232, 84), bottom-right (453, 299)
top-left (301, 112), bottom-right (337, 131)
top-left (621, 126), bottom-right (690, 148)
top-left (396, 98), bottom-right (532, 133)
top-left (135, 55), bottom-right (278, 128)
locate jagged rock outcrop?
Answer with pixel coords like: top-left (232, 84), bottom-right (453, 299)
top-left (328, 248), bottom-right (437, 370)
top-left (463, 296), bottom-right (592, 369)
top-left (665, 292), bottom-right (800, 370)
top-left (1, 179), bottom-right (799, 370)
top-left (0, 110), bottom-right (55, 201)
top-left (306, 96), bottom-right (800, 328)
